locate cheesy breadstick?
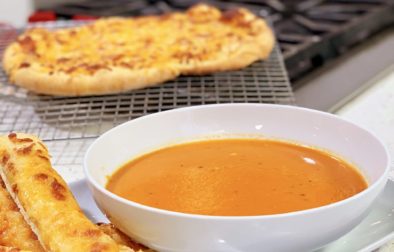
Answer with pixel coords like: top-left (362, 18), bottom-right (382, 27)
top-left (97, 223), bottom-right (155, 252)
top-left (0, 177), bottom-right (44, 251)
top-left (0, 133), bottom-right (132, 252)
top-left (0, 245), bottom-right (30, 252)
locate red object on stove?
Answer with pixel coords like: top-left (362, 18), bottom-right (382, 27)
top-left (72, 15), bottom-right (98, 20)
top-left (28, 11), bottom-right (57, 22)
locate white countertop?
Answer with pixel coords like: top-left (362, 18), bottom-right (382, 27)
top-left (335, 66), bottom-right (394, 179)
top-left (335, 66), bottom-right (394, 251)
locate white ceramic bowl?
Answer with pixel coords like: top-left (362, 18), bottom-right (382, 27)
top-left (84, 104), bottom-right (390, 252)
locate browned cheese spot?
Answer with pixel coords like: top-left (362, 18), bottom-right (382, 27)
top-left (90, 242), bottom-right (110, 252)
top-left (6, 162), bottom-right (16, 176)
top-left (8, 133), bottom-right (17, 141)
top-left (12, 184), bottom-right (18, 194)
top-left (51, 179), bottom-right (67, 200)
top-left (36, 149), bottom-right (43, 154)
top-left (110, 54), bottom-right (123, 62)
top-left (144, 37), bottom-right (153, 48)
top-left (34, 173), bottom-right (48, 181)
top-left (37, 154), bottom-right (50, 161)
top-left (56, 57), bottom-right (71, 63)
top-left (158, 13), bottom-right (171, 21)
top-left (1, 152), bottom-right (9, 166)
top-left (63, 63), bottom-right (111, 75)
top-left (30, 230), bottom-right (39, 240)
top-left (8, 195), bottom-right (19, 211)
top-left (119, 62), bottom-right (134, 69)
top-left (221, 9), bottom-right (240, 21)
top-left (0, 178), bottom-right (5, 189)
top-left (4, 193), bottom-right (19, 211)
top-left (8, 133), bottom-right (34, 143)
top-left (85, 64), bottom-right (110, 74)
top-left (18, 138), bottom-right (33, 143)
top-left (64, 65), bottom-right (78, 74)
top-left (172, 51), bottom-right (203, 62)
top-left (19, 62), bottom-right (30, 69)
top-left (54, 36), bottom-right (67, 45)
top-left (17, 35), bottom-right (37, 54)
top-left (82, 229), bottom-right (102, 238)
top-left (15, 143), bottom-right (35, 155)
top-left (18, 36), bottom-right (37, 55)
top-left (0, 220), bottom-right (8, 235)
top-left (220, 9), bottom-right (252, 28)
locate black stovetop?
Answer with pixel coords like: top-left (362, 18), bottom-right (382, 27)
top-left (52, 0), bottom-right (394, 81)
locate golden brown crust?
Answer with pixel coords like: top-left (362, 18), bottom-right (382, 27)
top-left (0, 133), bottom-right (131, 252)
top-left (7, 67), bottom-right (179, 96)
top-left (3, 4), bottom-right (274, 96)
top-left (97, 223), bottom-right (154, 252)
top-left (0, 178), bottom-right (44, 251)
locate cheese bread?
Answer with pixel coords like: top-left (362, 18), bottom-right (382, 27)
top-left (0, 177), bottom-right (44, 251)
top-left (3, 4), bottom-right (274, 96)
top-left (0, 133), bottom-right (132, 252)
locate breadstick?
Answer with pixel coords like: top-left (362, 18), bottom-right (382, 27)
top-left (0, 133), bottom-right (132, 252)
top-left (0, 245), bottom-right (30, 252)
top-left (0, 177), bottom-right (44, 251)
top-left (97, 223), bottom-right (155, 252)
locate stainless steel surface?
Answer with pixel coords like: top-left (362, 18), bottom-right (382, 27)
top-left (294, 28), bottom-right (394, 112)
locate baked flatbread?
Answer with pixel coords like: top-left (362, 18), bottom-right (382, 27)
top-left (3, 4), bottom-right (274, 96)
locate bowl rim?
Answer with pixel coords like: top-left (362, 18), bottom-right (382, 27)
top-left (83, 103), bottom-right (391, 220)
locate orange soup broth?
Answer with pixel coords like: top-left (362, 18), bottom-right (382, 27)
top-left (106, 139), bottom-right (368, 216)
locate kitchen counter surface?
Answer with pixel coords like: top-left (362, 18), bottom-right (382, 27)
top-left (335, 66), bottom-right (394, 251)
top-left (335, 66), bottom-right (394, 179)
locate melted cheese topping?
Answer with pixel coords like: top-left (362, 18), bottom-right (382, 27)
top-left (14, 4), bottom-right (268, 76)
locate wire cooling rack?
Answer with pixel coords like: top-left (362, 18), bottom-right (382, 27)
top-left (0, 20), bottom-right (295, 141)
top-left (0, 21), bottom-right (295, 177)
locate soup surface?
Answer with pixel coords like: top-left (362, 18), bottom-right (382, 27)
top-left (106, 139), bottom-right (367, 216)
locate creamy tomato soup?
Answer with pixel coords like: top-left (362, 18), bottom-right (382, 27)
top-left (106, 139), bottom-right (367, 216)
